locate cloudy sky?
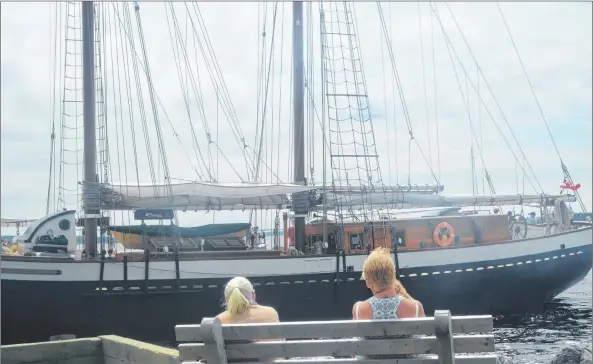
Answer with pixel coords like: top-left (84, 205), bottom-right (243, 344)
top-left (1, 2), bottom-right (591, 233)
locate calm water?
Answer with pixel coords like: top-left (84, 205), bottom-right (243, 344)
top-left (494, 270), bottom-right (592, 363)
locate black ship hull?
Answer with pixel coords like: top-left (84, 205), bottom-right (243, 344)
top-left (2, 240), bottom-right (591, 345)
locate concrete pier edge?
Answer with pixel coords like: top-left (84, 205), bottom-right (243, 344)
top-left (1, 335), bottom-right (180, 364)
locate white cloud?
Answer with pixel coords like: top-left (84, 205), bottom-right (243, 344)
top-left (1, 2), bottom-right (591, 234)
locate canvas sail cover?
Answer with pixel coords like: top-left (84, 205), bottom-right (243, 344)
top-left (108, 222), bottom-right (251, 238)
top-left (82, 181), bottom-right (577, 212)
top-left (82, 181), bottom-right (318, 211)
top-left (1, 217), bottom-right (38, 228)
top-left (319, 192), bottom-right (577, 210)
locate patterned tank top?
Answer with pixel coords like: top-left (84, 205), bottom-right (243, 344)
top-left (367, 296), bottom-right (404, 319)
top-left (354, 296), bottom-right (418, 360)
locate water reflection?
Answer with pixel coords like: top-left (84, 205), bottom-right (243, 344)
top-left (494, 271), bottom-right (592, 363)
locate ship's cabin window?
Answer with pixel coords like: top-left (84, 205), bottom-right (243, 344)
top-left (306, 233), bottom-right (336, 254)
top-left (393, 231), bottom-right (406, 248)
top-left (59, 219), bottom-right (71, 231)
top-left (350, 232), bottom-right (364, 250)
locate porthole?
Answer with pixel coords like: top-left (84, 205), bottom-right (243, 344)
top-left (59, 219), bottom-right (71, 231)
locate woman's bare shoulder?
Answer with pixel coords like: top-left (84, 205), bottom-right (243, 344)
top-left (215, 311), bottom-right (231, 323)
top-left (398, 298), bottom-right (425, 318)
top-left (256, 304), bottom-right (277, 312)
top-left (352, 300), bottom-right (372, 320)
top-left (255, 305), bottom-right (280, 321)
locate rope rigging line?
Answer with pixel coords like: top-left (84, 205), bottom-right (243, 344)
top-left (111, 2), bottom-right (145, 227)
top-left (429, 7), bottom-right (442, 185)
top-left (109, 4), bottom-right (130, 197)
top-left (434, 3), bottom-right (545, 195)
top-left (133, 3), bottom-right (174, 197)
top-left (185, 3), bottom-right (256, 178)
top-left (495, 3), bottom-right (562, 164)
top-left (307, 1), bottom-right (315, 186)
top-left (417, 3), bottom-right (433, 172)
top-left (432, 4), bottom-right (505, 205)
top-left (167, 3), bottom-right (252, 182)
top-left (320, 2), bottom-right (392, 230)
top-left (253, 2), bottom-right (266, 183)
top-left (478, 68), bottom-right (485, 195)
top-left (388, 3), bottom-right (400, 186)
top-left (113, 4), bottom-right (140, 197)
top-left (54, 2), bottom-right (68, 213)
top-left (251, 2), bottom-right (285, 228)
top-left (94, 3), bottom-right (115, 249)
top-left (350, 3), bottom-right (393, 222)
top-left (496, 3), bottom-right (587, 212)
top-left (429, 3), bottom-right (538, 195)
top-left (253, 2), bottom-right (279, 184)
top-left (379, 19), bottom-right (392, 186)
top-left (46, 2), bottom-right (61, 214)
top-left (188, 2), bottom-right (246, 142)
top-left (436, 11), bottom-right (504, 195)
top-left (112, 2), bottom-right (243, 227)
top-left (190, 18), bottom-right (216, 181)
top-left (321, 4), bottom-right (351, 220)
top-left (376, 3), bottom-right (441, 187)
top-left (58, 1), bottom-right (85, 212)
top-left (165, 3), bottom-right (216, 180)
top-left (166, 6), bottom-right (210, 179)
top-left (98, 3), bottom-right (121, 229)
top-left (275, 2), bottom-right (286, 184)
top-left (115, 3), bottom-right (158, 189)
top-left (322, 3), bottom-right (367, 221)
top-left (287, 33), bottom-right (294, 183)
top-left (110, 3), bottom-right (222, 188)
top-left (178, 4), bottom-right (217, 180)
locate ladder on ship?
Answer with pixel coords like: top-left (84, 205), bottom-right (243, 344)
top-left (320, 2), bottom-right (392, 248)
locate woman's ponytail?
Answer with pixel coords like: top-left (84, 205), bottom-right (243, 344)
top-left (395, 280), bottom-right (413, 300)
top-left (226, 287), bottom-right (250, 314)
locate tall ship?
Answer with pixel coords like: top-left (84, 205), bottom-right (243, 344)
top-left (1, 1), bottom-right (591, 345)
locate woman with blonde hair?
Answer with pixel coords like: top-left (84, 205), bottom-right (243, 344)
top-left (216, 276), bottom-right (279, 324)
top-left (353, 247), bottom-right (425, 320)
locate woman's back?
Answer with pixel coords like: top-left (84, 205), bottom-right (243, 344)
top-left (354, 296), bottom-right (423, 320)
top-left (217, 277), bottom-right (280, 363)
top-left (216, 304), bottom-right (279, 324)
top-left (354, 296), bottom-right (423, 360)
top-left (367, 296), bottom-right (403, 320)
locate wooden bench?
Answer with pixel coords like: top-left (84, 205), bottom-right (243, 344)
top-left (175, 310), bottom-right (496, 364)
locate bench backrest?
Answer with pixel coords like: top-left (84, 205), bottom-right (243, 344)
top-left (176, 310), bottom-right (496, 364)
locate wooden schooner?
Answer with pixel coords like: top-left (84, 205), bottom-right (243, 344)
top-left (1, 1), bottom-right (590, 346)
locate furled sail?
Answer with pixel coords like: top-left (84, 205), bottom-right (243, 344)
top-left (0, 218), bottom-right (37, 228)
top-left (107, 223), bottom-right (251, 238)
top-left (319, 192), bottom-right (577, 210)
top-left (82, 181), bottom-right (318, 211)
top-left (83, 180), bottom-right (576, 212)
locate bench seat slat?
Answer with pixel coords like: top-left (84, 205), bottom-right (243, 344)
top-left (178, 335), bottom-right (494, 361)
top-left (239, 355), bottom-right (498, 364)
top-left (181, 357), bottom-right (497, 364)
top-left (175, 316), bottom-right (493, 342)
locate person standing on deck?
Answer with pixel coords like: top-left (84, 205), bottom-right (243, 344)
top-left (353, 247), bottom-right (425, 320)
top-left (216, 276), bottom-right (280, 324)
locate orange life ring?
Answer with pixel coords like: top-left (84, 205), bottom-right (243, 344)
top-left (433, 222), bottom-right (455, 247)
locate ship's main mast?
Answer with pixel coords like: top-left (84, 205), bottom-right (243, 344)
top-left (82, 1), bottom-right (98, 258)
top-left (292, 2), bottom-right (306, 253)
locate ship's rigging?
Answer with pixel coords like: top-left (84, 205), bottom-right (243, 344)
top-left (44, 2), bottom-right (585, 257)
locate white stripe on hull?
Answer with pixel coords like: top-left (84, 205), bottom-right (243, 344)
top-left (1, 227), bottom-right (591, 282)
